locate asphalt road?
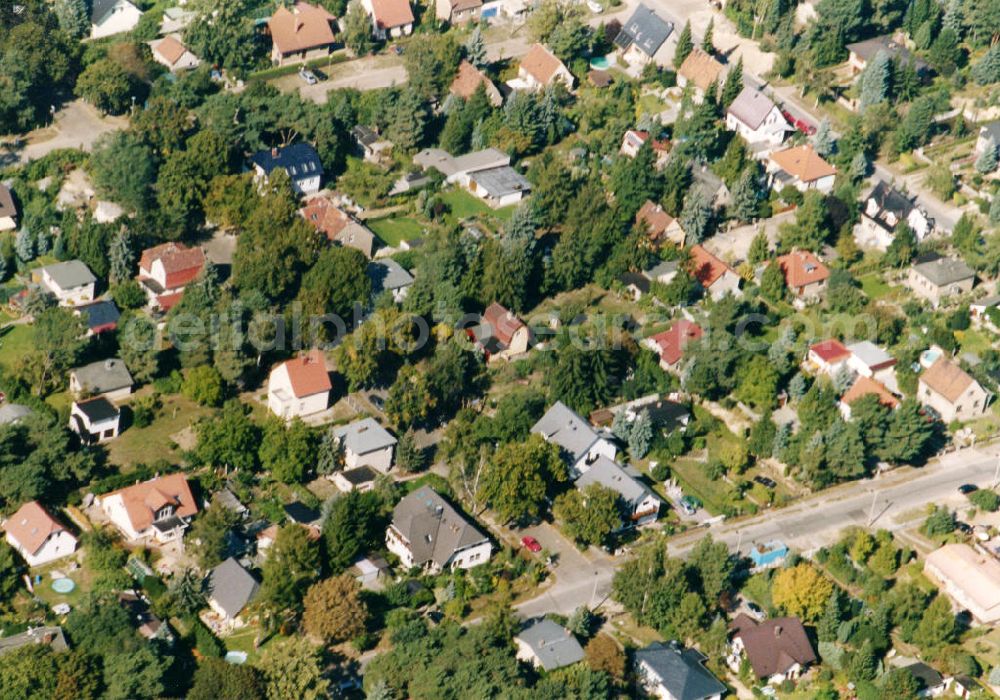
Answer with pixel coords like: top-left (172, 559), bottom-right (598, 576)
top-left (515, 443), bottom-right (1000, 617)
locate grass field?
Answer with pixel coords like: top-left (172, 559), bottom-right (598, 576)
top-left (368, 216), bottom-right (425, 248)
top-left (858, 273), bottom-right (893, 300)
top-left (669, 456), bottom-right (741, 516)
top-left (442, 189), bottom-right (516, 224)
top-left (0, 323), bottom-right (35, 371)
top-left (105, 392), bottom-right (212, 469)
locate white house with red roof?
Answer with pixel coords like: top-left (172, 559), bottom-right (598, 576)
top-left (362, 0), bottom-right (414, 40)
top-left (137, 242), bottom-right (206, 312)
top-left (267, 2), bottom-right (337, 65)
top-left (149, 34), bottom-right (200, 72)
top-left (98, 473), bottom-right (198, 542)
top-left (4, 501), bottom-right (77, 567)
top-left (806, 339), bottom-right (851, 376)
top-left (267, 350), bottom-right (333, 419)
top-left (620, 129), bottom-right (670, 167)
top-left (776, 250), bottom-right (830, 302)
top-left (509, 44), bottom-right (574, 91)
top-left (839, 376), bottom-right (899, 420)
top-left (644, 319), bottom-right (703, 371)
top-left (690, 244), bottom-right (742, 300)
top-left (466, 302), bottom-right (531, 363)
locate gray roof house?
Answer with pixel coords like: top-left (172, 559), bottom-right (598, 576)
top-left (908, 255), bottom-right (976, 307)
top-left (532, 401), bottom-right (618, 473)
top-left (574, 456), bottom-right (662, 526)
top-left (0, 403), bottom-right (33, 425)
top-left (514, 618), bottom-right (586, 671)
top-left (70, 358), bottom-right (134, 398)
top-left (0, 626), bottom-right (68, 656)
top-left (206, 557), bottom-right (259, 621)
top-left (386, 487), bottom-right (492, 572)
top-left (467, 166), bottom-right (532, 206)
top-left (413, 147), bottom-right (510, 181)
top-left (846, 35), bottom-right (930, 76)
top-left (635, 642), bottom-right (727, 700)
top-left (614, 4), bottom-right (674, 60)
top-left (368, 259), bottom-right (415, 302)
top-left (333, 417), bottom-right (397, 473)
top-left (35, 260), bottom-right (96, 298)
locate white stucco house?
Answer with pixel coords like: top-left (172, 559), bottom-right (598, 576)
top-left (4, 501), bottom-right (78, 567)
top-left (267, 350), bottom-right (332, 419)
top-left (98, 473), bottom-right (198, 543)
top-left (69, 397), bottom-right (121, 444)
top-left (32, 261), bottom-right (96, 307)
top-left (856, 181), bottom-right (934, 251)
top-left (90, 0), bottom-right (142, 39)
top-left (333, 417), bottom-right (397, 473)
top-left (531, 401), bottom-right (618, 475)
top-left (725, 87), bottom-right (791, 148)
top-left (386, 487), bottom-right (492, 573)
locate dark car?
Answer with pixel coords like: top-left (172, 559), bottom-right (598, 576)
top-left (959, 484), bottom-right (979, 495)
top-left (754, 475), bottom-right (777, 489)
top-left (956, 521), bottom-right (973, 534)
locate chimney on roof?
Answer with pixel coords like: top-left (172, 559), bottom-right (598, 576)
top-left (105, 359), bottom-right (115, 370)
top-left (774, 625), bottom-right (783, 638)
top-left (271, 147), bottom-right (279, 158)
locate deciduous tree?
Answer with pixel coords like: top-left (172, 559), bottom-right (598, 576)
top-left (302, 574), bottom-right (368, 643)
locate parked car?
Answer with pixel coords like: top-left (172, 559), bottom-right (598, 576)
top-left (781, 109), bottom-right (816, 135)
top-left (679, 495), bottom-right (701, 515)
top-left (521, 536), bottom-right (542, 553)
top-left (299, 69), bottom-right (318, 85)
top-left (754, 475), bottom-right (777, 489)
top-left (746, 601), bottom-right (767, 621)
top-left (956, 521), bottom-right (973, 535)
top-left (958, 483), bottom-right (979, 495)
top-left (586, 0), bottom-right (603, 12)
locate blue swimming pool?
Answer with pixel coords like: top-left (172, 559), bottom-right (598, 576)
top-left (51, 578), bottom-right (75, 594)
top-left (590, 56), bottom-right (611, 70)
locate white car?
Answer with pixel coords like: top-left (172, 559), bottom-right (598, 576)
top-left (299, 69), bottom-right (318, 85)
top-left (587, 0), bottom-right (603, 11)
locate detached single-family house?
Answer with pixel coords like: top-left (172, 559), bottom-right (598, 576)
top-left (414, 147), bottom-right (529, 206)
top-left (677, 47), bottom-right (724, 100)
top-left (510, 44), bottom-right (574, 91)
top-left (636, 200), bottom-right (685, 246)
top-left (332, 465), bottom-right (380, 493)
top-left (468, 166), bottom-right (532, 207)
top-left (159, 6), bottom-right (195, 34)
top-left (77, 300), bottom-right (121, 336)
top-left (467, 302), bottom-right (531, 362)
top-left (846, 35), bottom-right (930, 78)
top-left (924, 543), bottom-right (1000, 624)
top-left (90, 0), bottom-right (143, 39)
top-left (69, 397), bottom-right (120, 444)
top-left (137, 242), bottom-right (206, 312)
top-left (368, 259), bottom-right (415, 303)
top-left (766, 144), bottom-right (836, 193)
top-left (776, 250), bottom-right (830, 301)
top-left (644, 319), bottom-right (703, 372)
top-left (690, 244), bottom-right (741, 300)
top-left (806, 339), bottom-right (851, 376)
top-left (300, 195), bottom-right (376, 257)
top-left (846, 340), bottom-right (897, 379)
top-left (99, 473), bottom-right (198, 542)
top-left (70, 359), bottom-right (133, 401)
top-left (386, 487), bottom-right (492, 573)
top-left (0, 627), bottom-right (68, 656)
top-left (907, 256), bottom-right (976, 307)
top-left (635, 641), bottom-right (727, 700)
top-left (436, 0), bottom-right (482, 24)
top-left (33, 261), bottom-right (96, 307)
top-left (267, 1), bottom-right (337, 65)
top-left (975, 122), bottom-right (1000, 166)
top-left (0, 404), bottom-right (32, 426)
top-left (450, 60), bottom-right (503, 106)
top-left (620, 272), bottom-right (651, 301)
top-left (839, 376), bottom-right (899, 420)
top-left (150, 35), bottom-right (200, 72)
top-left (250, 143), bottom-right (323, 196)
top-left (0, 183), bottom-right (17, 231)
top-left (728, 614), bottom-right (817, 684)
top-left (4, 501), bottom-right (77, 567)
top-left (642, 260), bottom-right (680, 285)
top-left (333, 417), bottom-right (397, 473)
top-left (363, 0), bottom-right (414, 40)
top-left (613, 4), bottom-right (674, 68)
top-left (532, 401), bottom-right (618, 474)
top-left (856, 181), bottom-right (933, 250)
top-left (619, 130), bottom-right (671, 167)
top-left (575, 457), bottom-right (661, 526)
top-left (514, 619), bottom-right (586, 671)
top-left (919, 357), bottom-right (989, 423)
top-left (726, 87), bottom-right (791, 148)
top-left (351, 125), bottom-right (394, 162)
top-left (267, 350), bottom-right (332, 420)
top-left (206, 557), bottom-right (259, 627)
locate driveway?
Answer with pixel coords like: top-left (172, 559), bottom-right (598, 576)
top-left (0, 100), bottom-right (127, 165)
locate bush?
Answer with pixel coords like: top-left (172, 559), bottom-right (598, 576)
top-left (650, 462), bottom-right (671, 482)
top-left (194, 620), bottom-right (223, 657)
top-left (969, 489), bottom-right (1000, 512)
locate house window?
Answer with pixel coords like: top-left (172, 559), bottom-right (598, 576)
top-left (104, 429), bottom-right (115, 438)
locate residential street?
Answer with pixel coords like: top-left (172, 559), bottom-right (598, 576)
top-left (0, 100), bottom-right (126, 166)
top-left (515, 442), bottom-right (1000, 617)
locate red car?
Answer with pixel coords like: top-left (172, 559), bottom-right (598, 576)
top-left (781, 110), bottom-right (816, 136)
top-left (521, 536), bottom-right (542, 553)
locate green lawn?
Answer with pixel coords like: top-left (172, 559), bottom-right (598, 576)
top-left (957, 327), bottom-right (994, 355)
top-left (0, 323), bottom-right (35, 371)
top-left (669, 456), bottom-right (742, 516)
top-left (105, 392), bottom-right (212, 469)
top-left (441, 189), bottom-right (516, 224)
top-left (858, 273), bottom-right (892, 300)
top-left (368, 216), bottom-right (425, 248)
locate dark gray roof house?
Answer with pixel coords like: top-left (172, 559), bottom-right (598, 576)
top-left (514, 618), bottom-right (585, 671)
top-left (0, 627), bottom-right (68, 656)
top-left (73, 396), bottom-right (119, 424)
top-left (532, 401), bottom-right (605, 465)
top-left (250, 143), bottom-right (323, 188)
top-left (78, 300), bottom-right (121, 334)
top-left (71, 358), bottom-right (133, 396)
top-left (388, 487), bottom-right (490, 571)
top-left (206, 557), bottom-right (259, 620)
top-left (847, 35), bottom-right (930, 75)
top-left (864, 180), bottom-right (919, 232)
top-left (0, 183), bottom-right (16, 221)
top-left (368, 259), bottom-right (415, 298)
top-left (0, 403), bottom-right (32, 425)
top-left (468, 166), bottom-right (532, 201)
top-left (635, 642), bottom-right (727, 700)
top-left (912, 256), bottom-right (975, 287)
top-left (614, 4), bottom-right (674, 58)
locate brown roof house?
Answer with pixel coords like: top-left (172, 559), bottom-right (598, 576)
top-left (636, 200), bottom-right (685, 246)
top-left (267, 349), bottom-right (332, 420)
top-left (137, 242), bottom-right (206, 312)
top-left (690, 244), bottom-right (742, 300)
top-left (677, 47), bottom-right (724, 101)
top-left (449, 60), bottom-right (503, 107)
top-left (839, 376), bottom-right (899, 420)
top-left (775, 250), bottom-right (830, 302)
top-left (268, 1), bottom-right (337, 66)
top-left (386, 487), bottom-right (492, 573)
top-left (149, 34), bottom-right (199, 72)
top-left (300, 195), bottom-right (377, 258)
top-left (4, 501), bottom-right (78, 567)
top-left (98, 473), bottom-right (198, 543)
top-left (509, 44), bottom-right (574, 91)
top-left (362, 0), bottom-right (414, 40)
top-left (727, 614), bottom-right (817, 684)
top-left (766, 145), bottom-right (836, 194)
top-left (467, 302), bottom-right (531, 363)
top-left (436, 0), bottom-right (481, 24)
top-left (919, 357), bottom-right (989, 424)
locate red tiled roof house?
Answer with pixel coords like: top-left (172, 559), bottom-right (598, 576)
top-left (267, 349), bottom-right (333, 419)
top-left (839, 376), bottom-right (899, 420)
top-left (690, 244), bottom-right (742, 300)
top-left (362, 0), bottom-right (414, 40)
top-left (98, 473), bottom-right (198, 542)
top-left (776, 250), bottom-right (830, 301)
top-left (467, 302), bottom-right (531, 363)
top-left (4, 501), bottom-right (78, 567)
top-left (806, 339), bottom-right (850, 376)
top-left (644, 319), bottom-right (703, 371)
top-left (511, 44), bottom-right (574, 91)
top-left (137, 242), bottom-right (206, 312)
top-left (268, 2), bottom-right (337, 66)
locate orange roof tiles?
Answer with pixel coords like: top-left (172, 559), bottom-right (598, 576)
top-left (809, 339), bottom-right (850, 364)
top-left (104, 473), bottom-right (197, 534)
top-left (521, 44), bottom-right (566, 85)
top-left (769, 145), bottom-right (836, 183)
top-left (689, 244), bottom-right (734, 287)
top-left (636, 200), bottom-right (675, 241)
top-left (678, 47), bottom-right (724, 92)
top-left (153, 35), bottom-right (187, 65)
top-left (138, 242), bottom-right (205, 289)
top-left (649, 319), bottom-right (703, 366)
top-left (482, 302), bottom-right (525, 347)
top-left (4, 501), bottom-right (66, 556)
top-left (370, 0), bottom-right (414, 29)
top-left (841, 376), bottom-right (899, 409)
top-left (450, 60), bottom-right (501, 104)
top-left (268, 2), bottom-right (336, 56)
top-left (776, 250), bottom-right (830, 289)
top-left (921, 357), bottom-right (976, 403)
top-left (282, 349), bottom-right (332, 398)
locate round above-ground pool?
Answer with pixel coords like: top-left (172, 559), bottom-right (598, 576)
top-left (589, 56), bottom-right (612, 70)
top-left (224, 651), bottom-right (248, 665)
top-left (51, 578), bottom-right (75, 594)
